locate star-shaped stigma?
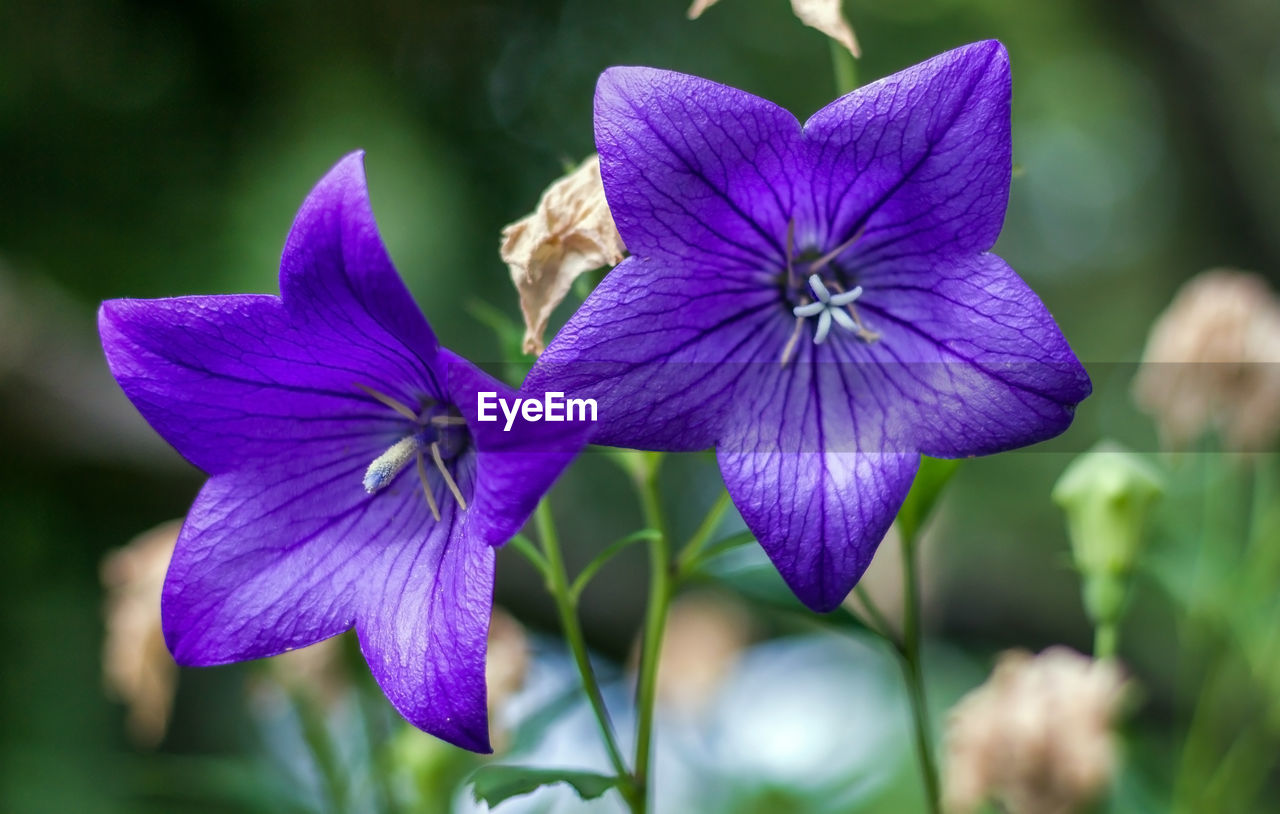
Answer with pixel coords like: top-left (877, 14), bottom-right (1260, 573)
top-left (792, 273), bottom-right (864, 345)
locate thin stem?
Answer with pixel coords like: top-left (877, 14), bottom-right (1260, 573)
top-left (631, 455), bottom-right (674, 814)
top-left (534, 501), bottom-right (638, 808)
top-left (674, 488), bottom-right (732, 573)
top-left (899, 530), bottom-right (942, 814)
top-left (829, 37), bottom-right (858, 95)
top-left (852, 584), bottom-right (899, 646)
top-left (1094, 621), bottom-right (1119, 660)
top-left (570, 529), bottom-right (661, 603)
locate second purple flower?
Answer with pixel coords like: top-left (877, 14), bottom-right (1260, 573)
top-left (529, 41), bottom-right (1092, 611)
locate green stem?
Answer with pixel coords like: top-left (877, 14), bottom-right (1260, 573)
top-left (852, 584), bottom-right (897, 644)
top-left (1094, 621), bottom-right (1119, 660)
top-left (631, 455), bottom-right (674, 814)
top-left (674, 488), bottom-right (732, 573)
top-left (534, 501), bottom-right (639, 809)
top-left (899, 530), bottom-right (941, 814)
top-left (829, 37), bottom-right (858, 95)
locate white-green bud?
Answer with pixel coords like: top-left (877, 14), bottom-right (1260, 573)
top-left (1053, 442), bottom-right (1164, 625)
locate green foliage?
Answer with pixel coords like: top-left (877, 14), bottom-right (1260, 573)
top-left (896, 457), bottom-right (961, 544)
top-left (468, 765), bottom-right (619, 806)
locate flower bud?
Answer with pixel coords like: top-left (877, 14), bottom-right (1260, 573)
top-left (944, 647), bottom-right (1129, 814)
top-left (1053, 441), bottom-right (1163, 585)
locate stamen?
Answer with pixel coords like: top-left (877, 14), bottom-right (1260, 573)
top-left (363, 435), bottom-right (421, 493)
top-left (785, 219), bottom-right (796, 281)
top-left (808, 226), bottom-right (866, 275)
top-left (780, 313), bottom-right (806, 365)
top-left (431, 442), bottom-right (468, 509)
top-left (354, 382), bottom-right (421, 422)
top-left (429, 415), bottom-right (468, 427)
top-left (415, 451), bottom-right (442, 521)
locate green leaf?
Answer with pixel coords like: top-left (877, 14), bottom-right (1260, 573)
top-left (896, 456), bottom-right (961, 544)
top-left (466, 299), bottom-right (534, 387)
top-left (570, 528), bottom-right (660, 601)
top-left (468, 765), bottom-right (619, 806)
top-left (703, 547), bottom-right (871, 634)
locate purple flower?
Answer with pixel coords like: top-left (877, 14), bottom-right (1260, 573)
top-left (528, 42), bottom-right (1091, 612)
top-left (99, 153), bottom-right (584, 752)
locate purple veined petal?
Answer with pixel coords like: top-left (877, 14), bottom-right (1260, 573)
top-left (804, 40), bottom-right (1011, 266)
top-left (99, 295), bottom-right (427, 475)
top-left (850, 252), bottom-right (1092, 456)
top-left (279, 151), bottom-right (442, 392)
top-left (356, 456), bottom-right (496, 753)
top-left (527, 255), bottom-right (788, 451)
top-left (594, 66), bottom-right (812, 275)
top-left (715, 348), bottom-right (920, 612)
top-left (440, 350), bottom-right (591, 546)
top-left (164, 444), bottom-right (493, 751)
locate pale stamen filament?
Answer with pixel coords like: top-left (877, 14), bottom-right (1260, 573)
top-left (415, 451), bottom-right (442, 521)
top-left (356, 383), bottom-right (468, 519)
top-left (808, 226), bottom-right (866, 275)
top-left (780, 312), bottom-right (806, 366)
top-left (431, 442), bottom-right (468, 509)
top-left (429, 415), bottom-right (468, 427)
top-left (354, 382), bottom-right (421, 422)
top-left (828, 279), bottom-right (880, 342)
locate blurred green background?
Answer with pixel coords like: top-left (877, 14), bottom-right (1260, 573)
top-left (2, 0), bottom-right (1278, 811)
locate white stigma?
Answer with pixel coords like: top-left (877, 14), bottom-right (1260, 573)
top-left (792, 274), bottom-right (864, 345)
top-left (363, 435), bottom-right (422, 494)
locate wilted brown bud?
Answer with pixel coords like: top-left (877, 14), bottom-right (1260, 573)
top-left (501, 155), bottom-right (625, 356)
top-left (101, 520), bottom-right (181, 747)
top-left (651, 593), bottom-right (751, 716)
top-left (1133, 269), bottom-right (1280, 451)
top-left (687, 0), bottom-right (861, 58)
top-left (943, 647), bottom-right (1129, 814)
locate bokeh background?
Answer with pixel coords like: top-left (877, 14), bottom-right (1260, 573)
top-left (3, 0), bottom-right (1278, 812)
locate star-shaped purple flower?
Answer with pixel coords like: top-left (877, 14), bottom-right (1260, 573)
top-left (528, 42), bottom-right (1091, 612)
top-left (100, 153), bottom-right (585, 752)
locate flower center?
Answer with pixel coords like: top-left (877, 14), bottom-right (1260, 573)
top-left (356, 383), bottom-right (469, 521)
top-left (778, 222), bottom-right (879, 364)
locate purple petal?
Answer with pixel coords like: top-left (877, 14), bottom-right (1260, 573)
top-left (853, 252), bottom-right (1092, 456)
top-left (164, 447), bottom-right (493, 751)
top-left (279, 151), bottom-right (440, 382)
top-left (717, 358), bottom-right (920, 611)
top-left (441, 350), bottom-right (590, 546)
top-left (356, 456), bottom-right (496, 753)
top-left (594, 67), bottom-right (810, 274)
top-left (527, 255), bottom-right (784, 451)
top-left (99, 296), bottom-right (423, 475)
top-left (804, 41), bottom-right (1011, 265)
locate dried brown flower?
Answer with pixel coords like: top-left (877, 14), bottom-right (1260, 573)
top-left (943, 647), bottom-right (1129, 814)
top-left (1133, 269), bottom-right (1280, 451)
top-left (101, 520), bottom-right (180, 746)
top-left (501, 155), bottom-right (625, 356)
top-left (687, 0), bottom-right (861, 58)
